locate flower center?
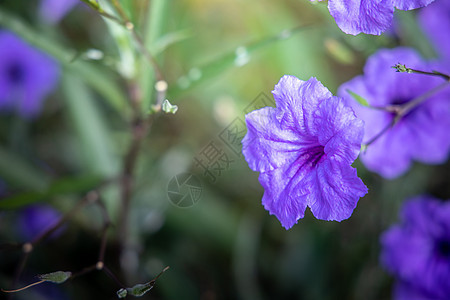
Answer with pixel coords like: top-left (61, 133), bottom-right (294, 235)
top-left (308, 145), bottom-right (326, 167)
top-left (437, 239), bottom-right (450, 258)
top-left (391, 98), bottom-right (410, 106)
top-left (6, 62), bottom-right (25, 84)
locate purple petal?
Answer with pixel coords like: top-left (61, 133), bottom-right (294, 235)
top-left (362, 47), bottom-right (425, 97)
top-left (380, 196), bottom-right (450, 299)
top-left (18, 205), bottom-right (63, 241)
top-left (393, 0), bottom-right (435, 10)
top-left (243, 107), bottom-right (311, 173)
top-left (259, 162), bottom-right (309, 229)
top-left (360, 126), bottom-right (413, 178)
top-left (39, 0), bottom-right (79, 24)
top-left (306, 159), bottom-right (367, 221)
top-left (314, 96), bottom-right (364, 164)
top-left (419, 0), bottom-right (450, 63)
top-left (405, 93), bottom-right (450, 163)
top-left (271, 75), bottom-right (333, 134)
top-left (0, 31), bottom-right (60, 118)
top-left (394, 281), bottom-right (438, 300)
top-left (328, 0), bottom-right (394, 35)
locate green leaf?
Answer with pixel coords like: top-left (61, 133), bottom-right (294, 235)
top-left (346, 89), bottom-right (369, 107)
top-left (169, 25), bottom-right (311, 97)
top-left (0, 8), bottom-right (130, 117)
top-left (62, 73), bottom-right (118, 178)
top-left (0, 146), bottom-right (49, 191)
top-left (37, 271), bottom-right (72, 284)
top-left (0, 175), bottom-right (101, 210)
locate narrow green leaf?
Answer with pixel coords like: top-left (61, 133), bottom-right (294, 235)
top-left (62, 73), bottom-right (118, 178)
top-left (37, 271), bottom-right (72, 284)
top-left (0, 146), bottom-right (49, 191)
top-left (170, 25), bottom-right (311, 97)
top-left (97, 0), bottom-right (137, 79)
top-left (346, 89), bottom-right (369, 107)
top-left (139, 0), bottom-right (169, 112)
top-left (0, 175), bottom-right (101, 210)
top-left (152, 29), bottom-right (192, 55)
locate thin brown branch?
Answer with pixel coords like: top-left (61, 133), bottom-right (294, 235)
top-left (7, 251), bottom-right (30, 300)
top-left (103, 265), bottom-right (126, 288)
top-left (2, 280), bottom-right (45, 293)
top-left (362, 119), bottom-right (396, 148)
top-left (363, 75), bottom-right (450, 149)
top-left (31, 191), bottom-right (99, 246)
top-left (118, 115), bottom-right (153, 246)
top-left (110, 0), bottom-right (165, 82)
top-left (398, 81), bottom-right (450, 117)
top-left (70, 264), bottom-right (98, 280)
top-left (95, 199), bottom-right (111, 264)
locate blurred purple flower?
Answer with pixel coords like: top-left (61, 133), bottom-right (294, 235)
top-left (327, 0), bottom-right (435, 35)
top-left (18, 204), bottom-right (63, 241)
top-left (242, 76), bottom-right (368, 229)
top-left (419, 0), bottom-right (450, 64)
top-left (0, 31), bottom-right (60, 119)
top-left (39, 0), bottom-right (79, 24)
top-left (339, 48), bottom-right (450, 179)
top-left (380, 195), bottom-right (450, 299)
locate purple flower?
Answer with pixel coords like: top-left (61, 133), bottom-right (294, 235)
top-left (18, 204), bottom-right (63, 241)
top-left (0, 31), bottom-right (60, 118)
top-left (380, 196), bottom-right (450, 299)
top-left (242, 76), bottom-right (368, 229)
top-left (39, 0), bottom-right (79, 24)
top-left (338, 48), bottom-right (450, 179)
top-left (419, 0), bottom-right (450, 65)
top-left (327, 0), bottom-right (435, 35)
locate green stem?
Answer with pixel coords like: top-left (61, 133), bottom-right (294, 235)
top-left (363, 79), bottom-right (450, 148)
top-left (392, 64), bottom-right (450, 81)
top-left (79, 0), bottom-right (124, 25)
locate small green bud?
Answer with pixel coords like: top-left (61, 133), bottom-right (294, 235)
top-left (128, 282), bottom-right (154, 297)
top-left (37, 271), bottom-right (72, 284)
top-left (392, 63), bottom-right (411, 73)
top-left (346, 89), bottom-right (369, 107)
top-left (116, 288), bottom-right (128, 298)
top-left (161, 99), bottom-right (178, 114)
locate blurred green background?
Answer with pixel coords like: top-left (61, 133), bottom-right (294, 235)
top-left (0, 0), bottom-right (448, 299)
